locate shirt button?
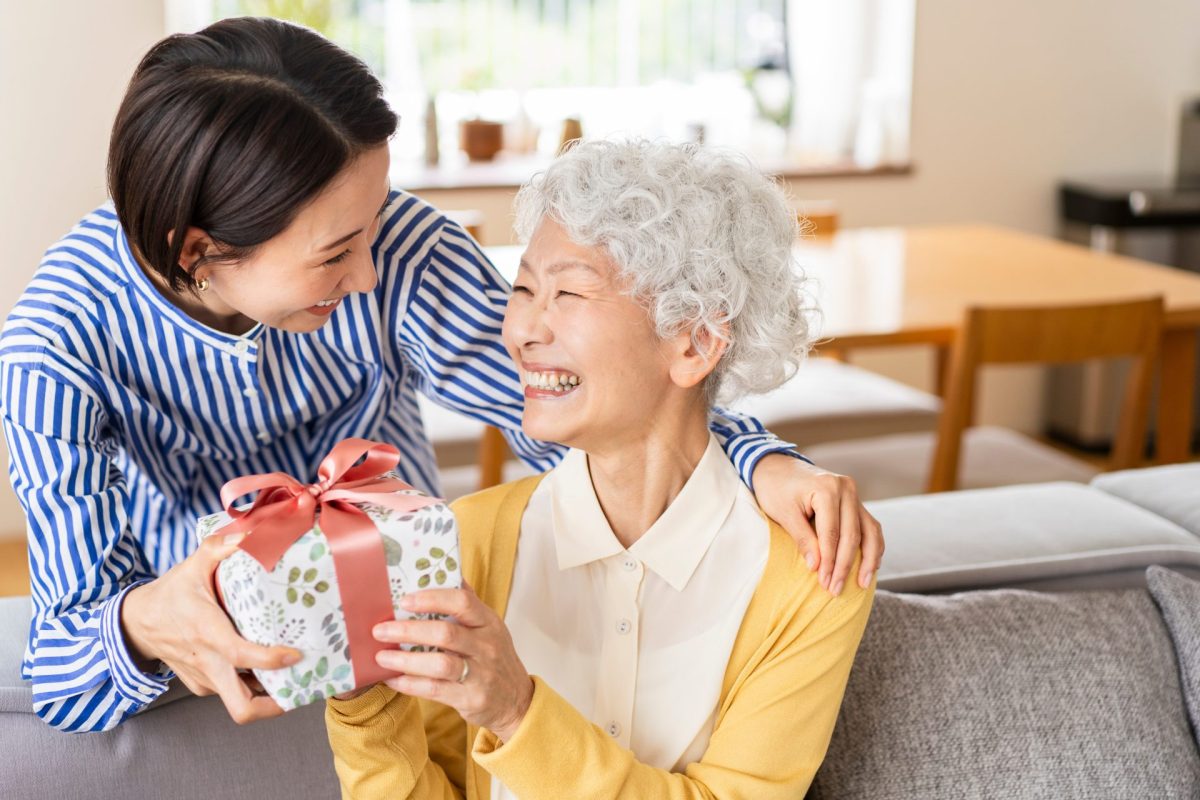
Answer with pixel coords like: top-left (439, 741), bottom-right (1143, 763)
top-left (256, 432), bottom-right (270, 442)
top-left (138, 687), bottom-right (155, 697)
top-left (606, 722), bottom-right (621, 738)
top-left (233, 340), bottom-right (249, 353)
top-left (621, 557), bottom-right (638, 572)
top-left (616, 619), bottom-right (632, 635)
top-left (242, 387), bottom-right (259, 398)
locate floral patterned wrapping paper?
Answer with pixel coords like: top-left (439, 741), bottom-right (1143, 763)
top-left (196, 487), bottom-right (461, 710)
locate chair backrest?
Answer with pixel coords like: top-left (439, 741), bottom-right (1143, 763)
top-left (927, 296), bottom-right (1164, 493)
top-left (477, 426), bottom-right (509, 490)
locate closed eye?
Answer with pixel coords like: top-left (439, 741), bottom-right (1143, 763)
top-left (512, 284), bottom-right (533, 294)
top-left (323, 249), bottom-right (351, 267)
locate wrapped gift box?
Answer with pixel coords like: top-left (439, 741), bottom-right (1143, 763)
top-left (196, 440), bottom-right (462, 710)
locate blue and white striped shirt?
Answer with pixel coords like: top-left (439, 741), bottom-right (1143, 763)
top-left (0, 190), bottom-right (796, 733)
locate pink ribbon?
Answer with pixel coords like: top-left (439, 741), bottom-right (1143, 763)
top-left (216, 438), bottom-right (441, 688)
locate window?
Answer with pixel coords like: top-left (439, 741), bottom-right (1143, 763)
top-left (168, 0), bottom-right (913, 174)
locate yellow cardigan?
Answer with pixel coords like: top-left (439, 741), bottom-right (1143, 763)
top-left (326, 474), bottom-right (875, 799)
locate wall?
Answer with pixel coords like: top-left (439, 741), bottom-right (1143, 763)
top-left (0, 0), bottom-right (1197, 538)
top-left (0, 0), bottom-right (166, 537)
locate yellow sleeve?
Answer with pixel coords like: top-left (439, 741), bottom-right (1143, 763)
top-left (325, 683), bottom-right (467, 799)
top-left (472, 562), bottom-right (876, 799)
top-left (322, 480), bottom-right (521, 799)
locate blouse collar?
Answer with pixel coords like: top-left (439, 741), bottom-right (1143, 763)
top-left (550, 435), bottom-right (741, 592)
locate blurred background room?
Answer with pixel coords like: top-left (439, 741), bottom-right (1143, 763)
top-left (2, 0), bottom-right (1199, 596)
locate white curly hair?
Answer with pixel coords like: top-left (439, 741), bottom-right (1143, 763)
top-left (513, 138), bottom-right (815, 404)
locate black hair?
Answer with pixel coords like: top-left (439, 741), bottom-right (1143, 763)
top-left (107, 16), bottom-right (397, 291)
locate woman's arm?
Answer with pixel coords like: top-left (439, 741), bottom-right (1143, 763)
top-left (0, 363), bottom-right (172, 732)
top-left (325, 684), bottom-right (467, 800)
top-left (0, 361), bottom-right (295, 732)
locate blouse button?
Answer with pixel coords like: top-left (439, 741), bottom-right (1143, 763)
top-left (606, 722), bottom-right (621, 738)
top-left (256, 432), bottom-right (271, 442)
top-left (615, 619), bottom-right (632, 635)
top-left (620, 557), bottom-right (638, 572)
top-left (242, 387), bottom-right (259, 398)
top-left (233, 340), bottom-right (250, 355)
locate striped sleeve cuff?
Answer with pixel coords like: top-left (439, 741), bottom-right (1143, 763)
top-left (99, 580), bottom-right (173, 705)
top-left (724, 433), bottom-right (813, 487)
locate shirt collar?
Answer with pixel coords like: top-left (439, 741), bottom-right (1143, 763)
top-left (550, 434), bottom-right (741, 592)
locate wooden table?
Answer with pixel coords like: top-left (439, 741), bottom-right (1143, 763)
top-left (486, 223), bottom-right (1200, 463)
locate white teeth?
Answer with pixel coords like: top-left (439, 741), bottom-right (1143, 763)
top-left (523, 370), bottom-right (582, 391)
top-left (316, 299), bottom-right (338, 307)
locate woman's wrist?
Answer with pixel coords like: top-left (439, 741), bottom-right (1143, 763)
top-left (490, 676), bottom-right (535, 744)
top-left (119, 581), bottom-right (161, 672)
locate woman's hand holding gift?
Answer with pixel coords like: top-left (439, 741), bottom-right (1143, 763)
top-left (121, 531), bottom-right (303, 723)
top-left (348, 582), bottom-right (534, 742)
top-left (751, 453), bottom-right (885, 595)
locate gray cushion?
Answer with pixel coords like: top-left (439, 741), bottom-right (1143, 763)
top-left (419, 391), bottom-right (488, 467)
top-left (804, 426), bottom-right (1099, 502)
top-left (867, 482), bottom-right (1200, 593)
top-left (1, 596), bottom-right (341, 799)
top-left (733, 358), bottom-right (941, 448)
top-left (810, 587), bottom-right (1200, 799)
top-left (1092, 464), bottom-right (1200, 538)
top-left (1148, 566), bottom-right (1200, 748)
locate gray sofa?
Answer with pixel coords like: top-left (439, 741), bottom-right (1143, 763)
top-left (3, 464), bottom-right (1198, 799)
top-left (810, 462), bottom-right (1200, 798)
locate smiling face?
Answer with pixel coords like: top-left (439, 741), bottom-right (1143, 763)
top-left (502, 217), bottom-right (718, 452)
top-left (175, 144), bottom-right (392, 334)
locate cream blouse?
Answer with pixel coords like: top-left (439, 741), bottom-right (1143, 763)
top-left (493, 435), bottom-right (770, 798)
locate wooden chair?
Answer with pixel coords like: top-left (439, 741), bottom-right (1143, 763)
top-left (477, 426), bottom-right (509, 489)
top-left (803, 297), bottom-right (1164, 500)
top-left (928, 296), bottom-right (1162, 492)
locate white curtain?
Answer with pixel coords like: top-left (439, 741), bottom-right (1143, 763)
top-left (787, 0), bottom-right (915, 166)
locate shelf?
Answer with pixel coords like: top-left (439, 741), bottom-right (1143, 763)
top-left (392, 153), bottom-right (913, 192)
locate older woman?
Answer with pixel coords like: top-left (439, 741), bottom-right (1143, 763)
top-left (325, 140), bottom-right (875, 798)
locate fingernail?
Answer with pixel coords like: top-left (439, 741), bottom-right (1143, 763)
top-left (373, 624), bottom-right (388, 640)
top-left (861, 571), bottom-right (874, 588)
top-left (831, 580), bottom-right (844, 597)
top-left (223, 533), bottom-right (246, 546)
top-left (805, 552), bottom-right (817, 571)
top-left (283, 650), bottom-right (302, 665)
top-left (399, 594), bottom-right (415, 609)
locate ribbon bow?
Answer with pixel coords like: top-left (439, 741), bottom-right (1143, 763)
top-left (217, 438), bottom-right (441, 688)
